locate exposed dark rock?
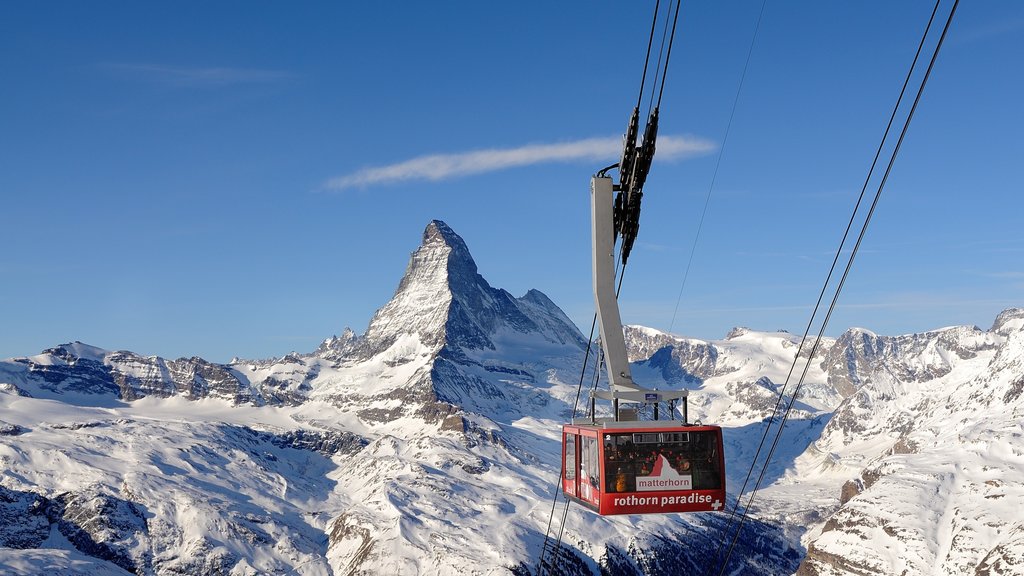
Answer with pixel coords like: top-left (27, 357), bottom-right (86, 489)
top-left (28, 344), bottom-right (121, 396)
top-left (0, 420), bottom-right (24, 435)
top-left (726, 327), bottom-right (751, 340)
top-left (49, 419), bottom-right (110, 430)
top-left (0, 381), bottom-right (29, 396)
top-left (48, 489), bottom-right (151, 574)
top-left (821, 326), bottom-right (996, 400)
top-left (217, 424), bottom-right (368, 461)
top-left (890, 436), bottom-right (919, 455)
top-left (268, 428), bottom-right (368, 457)
top-left (154, 537), bottom-right (239, 576)
top-left (974, 524), bottom-right (1024, 575)
top-left (8, 343), bottom-right (321, 408)
top-left (328, 512), bottom-right (377, 575)
top-left (165, 356), bottom-right (257, 404)
top-left (0, 485), bottom-right (51, 549)
top-left (594, 513), bottom-right (801, 576)
top-left (624, 327), bottom-right (723, 381)
top-left (539, 541), bottom-right (594, 576)
top-left (316, 328), bottom-right (360, 361)
top-left (991, 307), bottom-right (1024, 336)
top-left (797, 544), bottom-right (878, 576)
top-left (861, 468), bottom-right (883, 491)
top-left (840, 478), bottom-right (863, 505)
top-left (460, 456), bottom-right (491, 474)
top-left (1004, 375), bottom-right (1024, 404)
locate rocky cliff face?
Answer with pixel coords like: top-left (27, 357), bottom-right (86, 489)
top-left (357, 220), bottom-right (576, 359)
top-left (819, 323), bottom-right (998, 398)
top-left (304, 219), bottom-right (590, 425)
top-left (624, 325), bottom-right (722, 385)
top-left (0, 341), bottom-right (309, 407)
top-left (622, 312), bottom-right (1024, 576)
top-left (0, 417), bottom-right (360, 575)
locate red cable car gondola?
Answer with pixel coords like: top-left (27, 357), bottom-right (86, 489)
top-left (560, 175), bottom-right (727, 516)
top-left (561, 421), bottom-right (726, 515)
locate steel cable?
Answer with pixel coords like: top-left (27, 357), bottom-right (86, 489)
top-left (712, 1), bottom-right (958, 573)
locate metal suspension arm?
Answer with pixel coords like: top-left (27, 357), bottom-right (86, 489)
top-left (590, 174), bottom-right (688, 420)
top-left (591, 175), bottom-right (639, 392)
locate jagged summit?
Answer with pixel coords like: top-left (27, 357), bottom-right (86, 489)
top-left (405, 219), bottom-right (480, 291)
top-left (359, 220), bottom-right (477, 354)
top-left (992, 307), bottom-right (1024, 336)
top-left (308, 219), bottom-right (589, 421)
top-left (357, 220), bottom-right (582, 360)
top-left (422, 219), bottom-right (477, 275)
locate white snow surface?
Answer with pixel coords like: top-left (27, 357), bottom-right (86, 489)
top-left (1, 220), bottom-right (1021, 576)
top-left (776, 313), bottom-right (1024, 575)
top-left (0, 319), bottom-right (831, 575)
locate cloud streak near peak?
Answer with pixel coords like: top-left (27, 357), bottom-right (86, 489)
top-left (100, 63), bottom-right (295, 87)
top-left (325, 135), bottom-right (715, 190)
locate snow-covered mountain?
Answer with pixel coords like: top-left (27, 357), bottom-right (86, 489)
top-left (1, 220), bottom-right (1021, 575)
top-left (789, 309), bottom-right (1024, 575)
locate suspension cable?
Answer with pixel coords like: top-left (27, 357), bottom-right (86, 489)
top-left (656, 0), bottom-right (684, 108)
top-left (537, 259), bottom-right (632, 576)
top-left (636, 0), bottom-right (663, 110)
top-left (669, 0), bottom-right (768, 334)
top-left (712, 1), bottom-right (958, 573)
top-left (535, 312), bottom-right (599, 576)
top-left (538, 1), bottom-right (686, 572)
top-left (709, 0), bottom-right (942, 554)
top-left (647, 0), bottom-right (676, 113)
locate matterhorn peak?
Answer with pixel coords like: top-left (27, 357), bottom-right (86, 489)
top-left (389, 219), bottom-right (482, 303)
top-left (341, 219), bottom-right (588, 371)
top-left (421, 219), bottom-right (477, 274)
top-left (356, 220), bottom-right (573, 362)
top-left (357, 221), bottom-right (469, 355)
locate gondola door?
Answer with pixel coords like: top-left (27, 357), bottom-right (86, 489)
top-left (562, 425), bottom-right (603, 510)
top-left (562, 429), bottom-right (579, 499)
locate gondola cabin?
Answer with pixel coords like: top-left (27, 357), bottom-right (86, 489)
top-left (561, 420), bottom-right (726, 515)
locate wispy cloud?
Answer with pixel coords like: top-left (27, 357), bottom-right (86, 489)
top-left (984, 271), bottom-right (1024, 279)
top-left (99, 63), bottom-right (295, 87)
top-left (324, 135), bottom-right (716, 190)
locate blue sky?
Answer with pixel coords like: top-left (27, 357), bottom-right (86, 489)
top-left (2, 1), bottom-right (1021, 363)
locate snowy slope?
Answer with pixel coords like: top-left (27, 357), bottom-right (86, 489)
top-left (790, 309), bottom-right (1024, 575)
top-left (0, 220), bottom-right (802, 575)
top-left (624, 325), bottom-right (838, 498)
top-left (1, 220), bottom-right (1020, 575)
top-left (0, 395), bottom-right (358, 575)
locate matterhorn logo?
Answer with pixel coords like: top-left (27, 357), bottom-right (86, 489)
top-left (635, 454), bottom-right (693, 492)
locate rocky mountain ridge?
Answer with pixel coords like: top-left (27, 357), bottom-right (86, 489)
top-left (792, 308), bottom-right (1024, 575)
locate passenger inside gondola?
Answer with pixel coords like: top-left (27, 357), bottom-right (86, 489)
top-left (602, 430), bottom-right (722, 492)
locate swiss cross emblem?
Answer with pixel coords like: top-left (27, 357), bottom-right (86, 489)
top-left (712, 499), bottom-right (723, 511)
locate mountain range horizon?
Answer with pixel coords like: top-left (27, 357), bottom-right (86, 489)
top-left (2, 219), bottom-right (1022, 575)
top-left (13, 219), bottom-right (1013, 368)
